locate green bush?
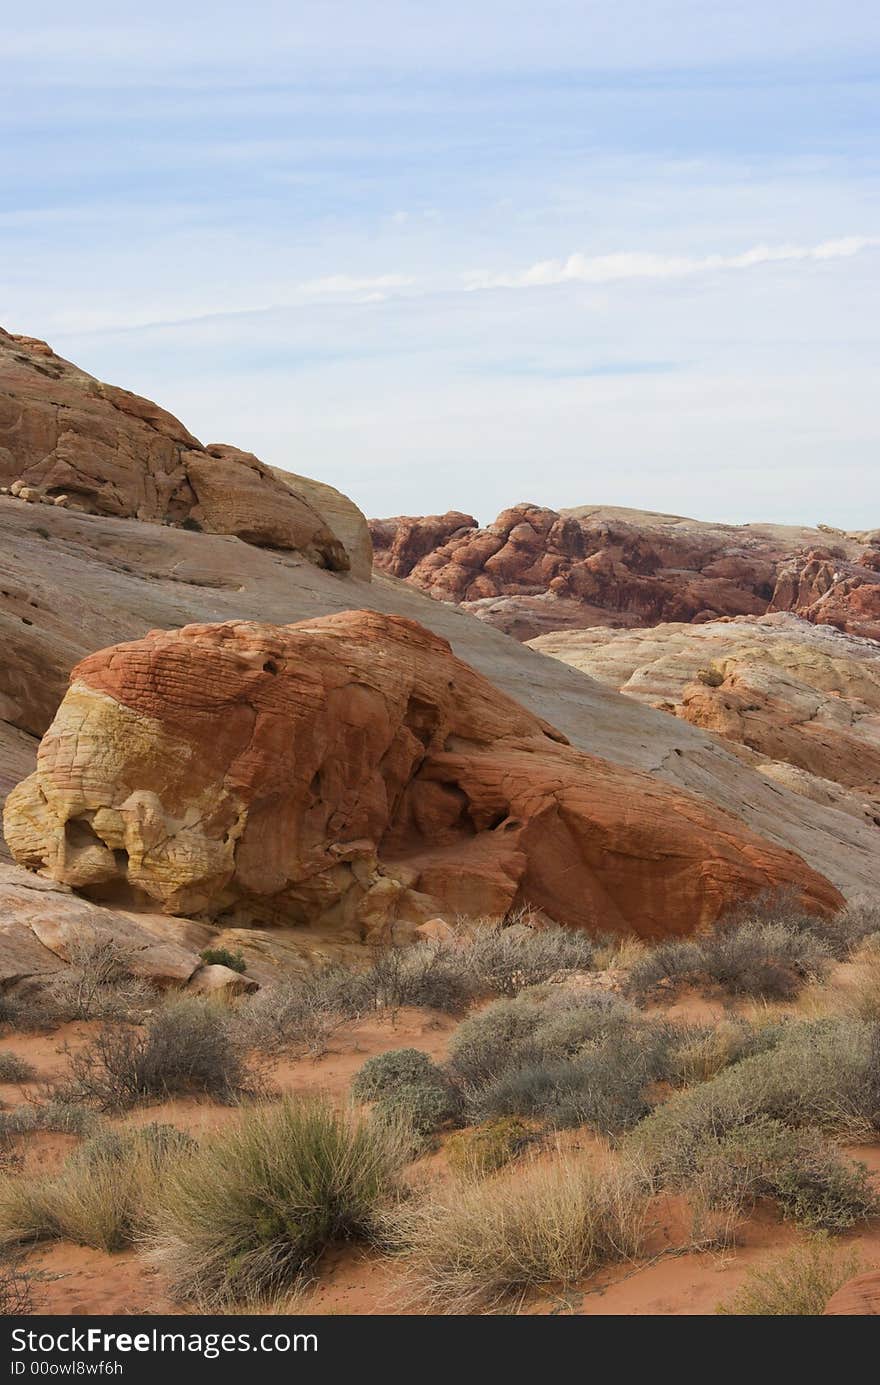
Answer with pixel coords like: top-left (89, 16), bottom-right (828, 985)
top-left (352, 1049), bottom-right (460, 1135)
top-left (200, 947), bottom-right (247, 974)
top-left (146, 1099), bottom-right (406, 1305)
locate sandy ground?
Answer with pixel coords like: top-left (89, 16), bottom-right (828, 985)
top-left (3, 1000), bottom-right (880, 1316)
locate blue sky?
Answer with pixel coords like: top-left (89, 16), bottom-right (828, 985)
top-left (2, 2), bottom-right (879, 524)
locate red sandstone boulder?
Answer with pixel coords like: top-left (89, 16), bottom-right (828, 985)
top-left (824, 1271), bottom-right (880, 1314)
top-left (3, 610), bottom-right (842, 940)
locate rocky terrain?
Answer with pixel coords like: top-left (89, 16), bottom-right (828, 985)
top-left (530, 613), bottom-right (880, 836)
top-left (1, 328), bottom-right (880, 1319)
top-left (370, 503), bottom-right (880, 642)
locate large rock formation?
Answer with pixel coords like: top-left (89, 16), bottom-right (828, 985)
top-left (0, 326), bottom-right (369, 572)
top-left (530, 613), bottom-right (880, 833)
top-left (3, 611), bottom-right (841, 939)
top-left (824, 1271), bottom-right (880, 1314)
top-left (369, 503), bottom-right (880, 641)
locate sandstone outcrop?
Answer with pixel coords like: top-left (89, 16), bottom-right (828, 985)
top-left (370, 503), bottom-right (877, 640)
top-left (4, 611), bottom-right (842, 939)
top-left (530, 613), bottom-right (880, 832)
top-left (0, 327), bottom-right (369, 573)
top-left (824, 1271), bottom-right (880, 1314)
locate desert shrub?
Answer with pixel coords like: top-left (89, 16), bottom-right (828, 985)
top-left (629, 1017), bottom-right (879, 1185)
top-left (717, 1236), bottom-right (866, 1315)
top-left (352, 1049), bottom-right (460, 1135)
top-left (452, 995), bottom-right (682, 1135)
top-left (460, 927), bottom-right (595, 997)
top-left (8, 940), bottom-right (157, 1028)
top-left (146, 1099), bottom-right (406, 1305)
top-left (0, 1123), bottom-right (194, 1253)
top-left (446, 1118), bottom-right (534, 1179)
top-left (375, 1081), bottom-right (461, 1137)
top-left (387, 1156), bottom-right (647, 1313)
top-left (721, 890), bottom-right (880, 963)
top-left (470, 1038), bottom-right (661, 1135)
top-left (60, 998), bottom-right (253, 1111)
top-left (351, 1049), bottom-right (441, 1101)
top-left (627, 922), bottom-right (829, 1001)
top-left (0, 1053), bottom-right (36, 1083)
top-left (0, 1100), bottom-right (96, 1143)
top-left (200, 947), bottom-right (247, 974)
top-left (690, 1116), bottom-right (877, 1231)
top-left (446, 992), bottom-right (635, 1090)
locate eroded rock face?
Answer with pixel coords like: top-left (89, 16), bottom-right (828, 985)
top-left (370, 504), bottom-right (877, 641)
top-left (824, 1271), bottom-right (880, 1314)
top-left (530, 613), bottom-right (880, 832)
top-left (4, 611), bottom-right (842, 939)
top-left (0, 327), bottom-right (367, 573)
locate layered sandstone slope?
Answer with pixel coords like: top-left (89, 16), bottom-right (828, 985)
top-left (1, 494), bottom-right (878, 901)
top-left (0, 327), bottom-right (367, 572)
top-left (370, 503), bottom-right (880, 640)
top-left (530, 614), bottom-right (880, 832)
top-left (4, 611), bottom-right (841, 937)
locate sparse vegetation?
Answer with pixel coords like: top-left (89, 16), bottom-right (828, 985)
top-left (146, 1099), bottom-right (406, 1305)
top-left (0, 1252), bottom-right (30, 1314)
top-left (717, 1236), bottom-right (867, 1315)
top-left (387, 1156), bottom-right (647, 1313)
top-left (627, 921), bottom-right (830, 1001)
top-left (7, 939), bottom-right (157, 1028)
top-left (59, 998), bottom-right (255, 1111)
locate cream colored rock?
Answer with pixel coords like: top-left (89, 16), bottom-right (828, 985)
top-left (186, 963), bottom-right (258, 998)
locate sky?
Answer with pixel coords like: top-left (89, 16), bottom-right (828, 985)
top-left (2, 2), bottom-right (879, 526)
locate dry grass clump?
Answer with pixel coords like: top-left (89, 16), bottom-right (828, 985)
top-left (717, 1236), bottom-right (867, 1315)
top-left (145, 1099), bottom-right (407, 1306)
top-left (386, 1156), bottom-right (647, 1313)
top-left (59, 997), bottom-right (256, 1112)
top-left (0, 1124), bottom-right (194, 1253)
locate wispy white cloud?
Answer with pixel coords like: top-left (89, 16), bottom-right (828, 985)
top-left (465, 235), bottom-right (880, 290)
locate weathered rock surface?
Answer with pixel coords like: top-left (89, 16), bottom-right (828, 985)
top-left (530, 613), bottom-right (880, 833)
top-left (370, 503), bottom-right (879, 641)
top-left (1, 494), bottom-right (878, 904)
top-left (0, 326), bottom-right (368, 573)
top-left (3, 611), bottom-right (842, 939)
top-left (824, 1270), bottom-right (880, 1314)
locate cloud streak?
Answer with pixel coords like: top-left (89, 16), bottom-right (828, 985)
top-left (465, 235), bottom-right (880, 290)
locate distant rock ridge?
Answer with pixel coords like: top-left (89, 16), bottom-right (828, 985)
top-left (369, 503), bottom-right (880, 642)
top-left (2, 610), bottom-right (842, 938)
top-left (0, 326), bottom-right (372, 575)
